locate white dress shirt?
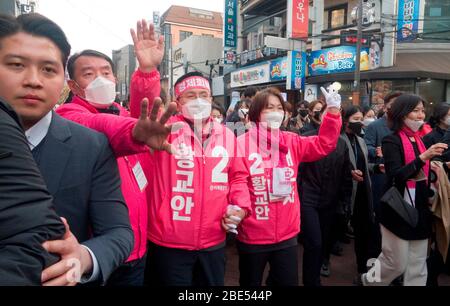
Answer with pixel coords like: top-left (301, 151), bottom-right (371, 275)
top-left (25, 111), bottom-right (100, 284)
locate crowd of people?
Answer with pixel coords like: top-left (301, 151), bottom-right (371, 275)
top-left (1, 13), bottom-right (450, 287)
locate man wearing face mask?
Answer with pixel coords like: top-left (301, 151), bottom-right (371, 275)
top-left (137, 72), bottom-right (252, 286)
top-left (56, 20), bottom-right (176, 286)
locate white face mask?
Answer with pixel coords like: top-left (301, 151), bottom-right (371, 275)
top-left (363, 118), bottom-right (376, 127)
top-left (445, 117), bottom-right (450, 127)
top-left (181, 98), bottom-right (212, 121)
top-left (261, 111), bottom-right (285, 130)
top-left (84, 76), bottom-right (116, 108)
top-left (238, 108), bottom-right (249, 120)
top-left (214, 117), bottom-right (223, 124)
top-left (404, 118), bottom-right (424, 132)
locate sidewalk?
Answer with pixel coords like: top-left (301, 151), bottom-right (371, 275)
top-left (224, 237), bottom-right (450, 286)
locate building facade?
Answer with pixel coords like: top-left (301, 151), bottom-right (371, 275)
top-left (160, 5), bottom-right (223, 98)
top-left (0, 0), bottom-right (38, 16)
top-left (112, 45), bottom-right (137, 102)
top-left (224, 0), bottom-right (450, 114)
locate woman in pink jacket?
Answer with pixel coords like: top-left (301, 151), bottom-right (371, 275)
top-left (236, 87), bottom-right (342, 286)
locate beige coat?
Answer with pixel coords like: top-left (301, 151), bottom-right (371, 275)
top-left (430, 161), bottom-right (450, 260)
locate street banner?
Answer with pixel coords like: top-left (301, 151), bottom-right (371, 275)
top-left (230, 63), bottom-right (271, 88)
top-left (287, 0), bottom-right (309, 40)
top-left (397, 0), bottom-right (420, 42)
top-left (308, 46), bottom-right (371, 77)
top-left (286, 51), bottom-right (306, 91)
top-left (270, 57), bottom-right (288, 82)
top-left (224, 0), bottom-right (238, 48)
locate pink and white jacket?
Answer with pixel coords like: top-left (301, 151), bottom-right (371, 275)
top-left (142, 115), bottom-right (252, 250)
top-left (56, 69), bottom-right (161, 261)
top-left (236, 112), bottom-right (342, 245)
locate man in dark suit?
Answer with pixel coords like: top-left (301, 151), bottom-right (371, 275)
top-left (0, 99), bottom-right (65, 286)
top-left (0, 13), bottom-right (133, 285)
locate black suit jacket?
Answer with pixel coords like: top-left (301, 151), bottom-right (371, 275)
top-left (35, 112), bottom-right (133, 283)
top-left (0, 100), bottom-right (65, 286)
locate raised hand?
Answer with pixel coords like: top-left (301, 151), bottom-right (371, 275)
top-left (320, 86), bottom-right (342, 110)
top-left (132, 97), bottom-right (181, 154)
top-left (131, 19), bottom-right (164, 73)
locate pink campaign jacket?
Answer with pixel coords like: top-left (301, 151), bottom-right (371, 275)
top-left (236, 112), bottom-right (342, 245)
top-left (142, 115), bottom-right (252, 251)
top-left (56, 69), bottom-right (161, 262)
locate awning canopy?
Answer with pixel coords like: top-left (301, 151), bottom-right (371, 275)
top-left (307, 52), bottom-right (450, 83)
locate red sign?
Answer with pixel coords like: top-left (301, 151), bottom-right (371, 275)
top-left (288, 0), bottom-right (309, 40)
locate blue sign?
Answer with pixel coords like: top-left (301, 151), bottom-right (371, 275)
top-left (286, 51), bottom-right (306, 91)
top-left (224, 0), bottom-right (237, 48)
top-left (308, 46), bottom-right (370, 77)
top-left (397, 0), bottom-right (420, 42)
top-left (269, 57), bottom-right (288, 82)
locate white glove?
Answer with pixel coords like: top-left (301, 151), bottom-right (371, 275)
top-left (225, 205), bottom-right (242, 235)
top-left (321, 86), bottom-right (341, 109)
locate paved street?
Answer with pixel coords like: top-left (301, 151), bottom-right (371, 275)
top-left (224, 236), bottom-right (450, 286)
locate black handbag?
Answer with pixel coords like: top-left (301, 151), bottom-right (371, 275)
top-left (380, 185), bottom-right (419, 228)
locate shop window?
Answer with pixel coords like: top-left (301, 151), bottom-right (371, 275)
top-left (326, 4), bottom-right (347, 30)
top-left (417, 79), bottom-right (445, 116)
top-left (371, 80), bottom-right (415, 114)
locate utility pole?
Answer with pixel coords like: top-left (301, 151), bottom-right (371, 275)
top-left (353, 0), bottom-right (363, 105)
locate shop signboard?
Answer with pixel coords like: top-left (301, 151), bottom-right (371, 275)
top-left (224, 0), bottom-right (238, 48)
top-left (397, 0), bottom-right (420, 42)
top-left (308, 46), bottom-right (371, 77)
top-left (230, 63), bottom-right (271, 88)
top-left (286, 51), bottom-right (306, 91)
top-left (270, 57), bottom-right (288, 82)
top-left (287, 0), bottom-right (309, 39)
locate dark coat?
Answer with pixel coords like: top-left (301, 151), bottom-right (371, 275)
top-left (423, 126), bottom-right (446, 149)
top-left (298, 130), bottom-right (353, 214)
top-left (34, 112), bottom-right (134, 283)
top-left (380, 134), bottom-right (433, 240)
top-left (0, 100), bottom-right (65, 286)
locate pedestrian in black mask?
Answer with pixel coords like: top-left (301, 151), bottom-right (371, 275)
top-left (341, 105), bottom-right (383, 284)
top-left (301, 100), bottom-right (325, 135)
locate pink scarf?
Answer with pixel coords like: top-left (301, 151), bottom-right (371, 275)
top-left (398, 126), bottom-right (429, 189)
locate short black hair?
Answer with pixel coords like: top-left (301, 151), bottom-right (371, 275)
top-left (428, 102), bottom-right (450, 128)
top-left (342, 105), bottom-right (363, 124)
top-left (362, 105), bottom-right (374, 117)
top-left (297, 100), bottom-right (309, 109)
top-left (243, 86), bottom-right (258, 99)
top-left (212, 102), bottom-right (225, 117)
top-left (341, 105), bottom-right (363, 132)
top-left (0, 13), bottom-right (71, 68)
top-left (388, 94), bottom-right (426, 132)
top-left (67, 49), bottom-right (115, 79)
top-left (174, 71), bottom-right (209, 89)
top-left (384, 91), bottom-right (403, 105)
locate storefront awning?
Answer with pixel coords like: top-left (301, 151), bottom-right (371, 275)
top-left (307, 52), bottom-right (450, 83)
